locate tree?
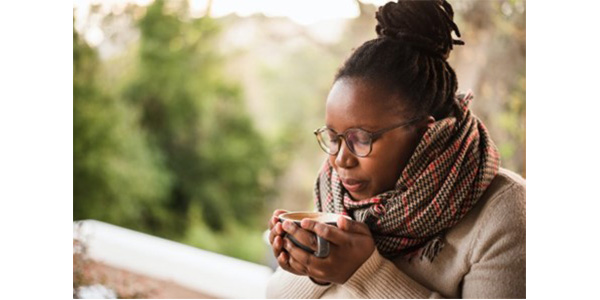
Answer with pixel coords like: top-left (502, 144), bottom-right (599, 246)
top-left (124, 0), bottom-right (276, 234)
top-left (73, 20), bottom-right (172, 231)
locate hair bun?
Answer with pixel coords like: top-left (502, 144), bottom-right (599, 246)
top-left (375, 0), bottom-right (464, 60)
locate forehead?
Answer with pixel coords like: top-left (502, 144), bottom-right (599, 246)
top-left (325, 78), bottom-right (408, 131)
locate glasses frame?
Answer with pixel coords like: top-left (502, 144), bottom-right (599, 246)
top-left (313, 117), bottom-right (422, 158)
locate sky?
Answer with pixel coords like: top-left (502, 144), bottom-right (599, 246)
top-left (74, 0), bottom-right (391, 26)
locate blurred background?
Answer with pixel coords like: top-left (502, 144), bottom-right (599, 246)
top-left (73, 0), bottom-right (524, 297)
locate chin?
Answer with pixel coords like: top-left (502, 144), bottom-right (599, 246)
top-left (349, 191), bottom-right (372, 201)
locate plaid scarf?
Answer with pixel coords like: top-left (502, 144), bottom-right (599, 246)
top-left (313, 91), bottom-right (500, 260)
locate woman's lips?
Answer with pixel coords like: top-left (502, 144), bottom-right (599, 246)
top-left (341, 178), bottom-right (366, 193)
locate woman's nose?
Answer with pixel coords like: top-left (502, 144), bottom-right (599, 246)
top-left (335, 140), bottom-right (358, 169)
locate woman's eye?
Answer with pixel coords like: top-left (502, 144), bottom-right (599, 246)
top-left (354, 137), bottom-right (370, 146)
top-left (355, 133), bottom-right (371, 145)
top-left (348, 132), bottom-right (369, 145)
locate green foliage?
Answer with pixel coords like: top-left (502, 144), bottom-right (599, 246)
top-left (82, 1), bottom-right (280, 266)
top-left (74, 24), bottom-right (172, 231)
top-left (497, 71), bottom-right (526, 175)
top-left (183, 204), bottom-right (268, 263)
top-left (122, 0), bottom-right (277, 236)
top-left (74, 1), bottom-right (281, 264)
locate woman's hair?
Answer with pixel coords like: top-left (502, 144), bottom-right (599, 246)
top-left (335, 0), bottom-right (464, 120)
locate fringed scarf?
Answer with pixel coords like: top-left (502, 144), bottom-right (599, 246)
top-left (313, 91), bottom-right (500, 261)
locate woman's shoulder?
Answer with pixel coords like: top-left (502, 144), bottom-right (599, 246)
top-left (475, 167), bottom-right (526, 218)
top-left (496, 167), bottom-right (526, 188)
top-left (467, 167), bottom-right (526, 259)
top-left (476, 166), bottom-right (525, 218)
top-left (474, 168), bottom-right (526, 219)
top-left (445, 167), bottom-right (526, 263)
top-left (485, 167), bottom-right (526, 200)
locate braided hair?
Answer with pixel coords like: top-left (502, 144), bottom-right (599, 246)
top-left (335, 0), bottom-right (464, 120)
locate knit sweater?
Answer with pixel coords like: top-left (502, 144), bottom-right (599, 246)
top-left (265, 167), bottom-right (526, 298)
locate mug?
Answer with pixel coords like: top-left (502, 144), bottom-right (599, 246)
top-left (279, 212), bottom-right (351, 258)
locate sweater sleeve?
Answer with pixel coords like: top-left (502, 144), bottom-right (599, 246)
top-left (265, 267), bottom-right (332, 299)
top-left (461, 182), bottom-right (526, 298)
top-left (341, 249), bottom-right (445, 298)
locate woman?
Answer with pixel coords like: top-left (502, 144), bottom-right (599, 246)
top-left (266, 0), bottom-right (525, 298)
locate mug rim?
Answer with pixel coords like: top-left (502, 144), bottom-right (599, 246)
top-left (279, 211), bottom-right (352, 225)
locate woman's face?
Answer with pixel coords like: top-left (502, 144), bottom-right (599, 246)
top-left (324, 78), bottom-right (428, 200)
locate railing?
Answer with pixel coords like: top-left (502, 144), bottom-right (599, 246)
top-left (73, 220), bottom-right (273, 298)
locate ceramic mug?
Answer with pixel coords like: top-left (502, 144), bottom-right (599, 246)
top-left (279, 211), bottom-right (351, 258)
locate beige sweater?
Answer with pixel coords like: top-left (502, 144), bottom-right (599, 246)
top-left (266, 167), bottom-right (526, 298)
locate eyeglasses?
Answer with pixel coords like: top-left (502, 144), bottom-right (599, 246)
top-left (313, 118), bottom-right (421, 157)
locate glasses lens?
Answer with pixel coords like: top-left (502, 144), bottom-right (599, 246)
top-left (346, 129), bottom-right (371, 157)
top-left (317, 129), bottom-right (339, 155)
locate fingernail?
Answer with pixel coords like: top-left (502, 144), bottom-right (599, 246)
top-left (283, 221), bottom-right (291, 230)
top-left (300, 219), bottom-right (308, 227)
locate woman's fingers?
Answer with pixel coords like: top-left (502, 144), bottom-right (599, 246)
top-left (284, 238), bottom-right (309, 275)
top-left (272, 235), bottom-right (282, 255)
top-left (337, 217), bottom-right (371, 235)
top-left (268, 210), bottom-right (287, 244)
top-left (275, 222), bottom-right (284, 235)
top-left (269, 219), bottom-right (285, 245)
top-left (278, 251), bottom-right (304, 276)
top-left (287, 256), bottom-right (306, 275)
top-left (282, 220), bottom-right (318, 252)
top-left (268, 209), bottom-right (287, 242)
top-left (300, 219), bottom-right (347, 245)
top-left (269, 209), bottom-right (287, 230)
top-left (269, 222), bottom-right (276, 244)
top-left (268, 222), bottom-right (280, 245)
top-left (283, 237), bottom-right (312, 265)
top-left (268, 215), bottom-right (276, 230)
top-left (277, 251), bottom-right (291, 270)
top-left (283, 237), bottom-right (330, 279)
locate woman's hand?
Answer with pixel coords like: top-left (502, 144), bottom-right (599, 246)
top-left (280, 216), bottom-right (376, 284)
top-left (268, 209), bottom-right (305, 276)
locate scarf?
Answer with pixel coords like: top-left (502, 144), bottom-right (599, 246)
top-left (313, 91), bottom-right (500, 261)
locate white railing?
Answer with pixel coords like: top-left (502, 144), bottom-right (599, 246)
top-left (73, 220), bottom-right (273, 298)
